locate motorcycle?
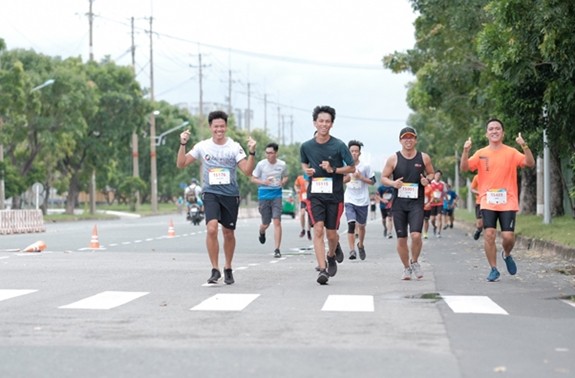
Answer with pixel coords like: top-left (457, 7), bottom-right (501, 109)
top-left (187, 203), bottom-right (204, 226)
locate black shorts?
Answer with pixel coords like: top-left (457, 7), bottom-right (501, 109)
top-left (482, 210), bottom-right (516, 232)
top-left (392, 199), bottom-right (424, 237)
top-left (423, 209), bottom-right (431, 220)
top-left (430, 206), bottom-right (441, 216)
top-left (203, 192), bottom-right (240, 230)
top-left (380, 207), bottom-right (391, 218)
top-left (308, 197), bottom-right (344, 230)
top-left (475, 204), bottom-right (482, 219)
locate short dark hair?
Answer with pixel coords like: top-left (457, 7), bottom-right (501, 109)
top-left (485, 118), bottom-right (504, 130)
top-left (208, 110), bottom-right (228, 125)
top-left (348, 140), bottom-right (363, 150)
top-left (312, 106), bottom-right (336, 122)
top-left (265, 142), bottom-right (279, 152)
top-left (435, 170), bottom-right (442, 175)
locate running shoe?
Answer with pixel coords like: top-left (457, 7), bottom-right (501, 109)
top-left (307, 230), bottom-right (312, 240)
top-left (207, 268), bottom-right (221, 284)
top-left (327, 255), bottom-right (338, 277)
top-left (436, 233), bottom-right (442, 239)
top-left (433, 225), bottom-right (437, 235)
top-left (402, 267), bottom-right (413, 280)
top-left (384, 229), bottom-right (388, 238)
top-left (299, 230), bottom-right (305, 238)
top-left (274, 248), bottom-right (281, 258)
top-left (411, 261), bottom-right (423, 279)
top-left (224, 268), bottom-right (234, 285)
top-left (502, 251), bottom-right (517, 275)
top-left (473, 229), bottom-right (482, 240)
top-left (443, 225), bottom-right (448, 230)
top-left (317, 269), bottom-right (329, 285)
top-left (450, 224), bottom-right (453, 229)
top-left (357, 243), bottom-right (366, 260)
top-left (349, 249), bottom-right (357, 260)
top-left (387, 234), bottom-right (393, 239)
top-left (334, 242), bottom-right (344, 263)
top-left (259, 232), bottom-right (266, 244)
top-left (423, 233), bottom-right (428, 240)
top-left (487, 267), bottom-right (500, 282)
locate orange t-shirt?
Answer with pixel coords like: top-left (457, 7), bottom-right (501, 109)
top-left (423, 184), bottom-right (433, 211)
top-left (470, 175), bottom-right (480, 205)
top-left (294, 175), bottom-right (308, 202)
top-left (468, 144), bottom-right (526, 211)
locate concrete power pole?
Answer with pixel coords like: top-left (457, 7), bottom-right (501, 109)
top-left (130, 16), bottom-right (140, 209)
top-left (149, 16), bottom-right (158, 213)
top-left (190, 54), bottom-right (210, 126)
top-left (88, 0), bottom-right (96, 214)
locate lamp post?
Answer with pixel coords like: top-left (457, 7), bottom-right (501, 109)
top-left (150, 110), bottom-right (160, 213)
top-left (0, 79), bottom-right (55, 210)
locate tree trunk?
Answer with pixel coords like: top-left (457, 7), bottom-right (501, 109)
top-left (550, 152), bottom-right (565, 216)
top-left (520, 168), bottom-right (537, 214)
top-left (65, 174), bottom-right (81, 215)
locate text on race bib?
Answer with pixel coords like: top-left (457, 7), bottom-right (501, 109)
top-left (398, 183), bottom-right (419, 199)
top-left (486, 189), bottom-right (507, 204)
top-left (208, 168), bottom-right (231, 185)
top-left (311, 177), bottom-right (333, 194)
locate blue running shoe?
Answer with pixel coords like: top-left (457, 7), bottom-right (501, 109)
top-left (502, 251), bottom-right (517, 275)
top-left (487, 267), bottom-right (500, 282)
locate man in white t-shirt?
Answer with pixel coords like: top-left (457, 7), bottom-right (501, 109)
top-left (343, 140), bottom-right (376, 260)
top-left (177, 110), bottom-right (257, 285)
top-left (251, 142), bottom-right (288, 258)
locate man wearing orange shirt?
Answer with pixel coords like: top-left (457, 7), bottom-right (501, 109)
top-left (422, 183), bottom-right (434, 240)
top-left (294, 173), bottom-right (312, 240)
top-left (470, 174), bottom-right (483, 240)
top-left (460, 118), bottom-right (535, 281)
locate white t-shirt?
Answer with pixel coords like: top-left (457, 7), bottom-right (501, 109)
top-left (344, 161), bottom-right (374, 206)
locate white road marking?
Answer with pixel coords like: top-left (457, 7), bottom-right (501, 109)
top-left (191, 293), bottom-right (260, 311)
top-left (443, 295), bottom-right (508, 315)
top-left (561, 299), bottom-right (575, 308)
top-left (0, 289), bottom-right (37, 302)
top-left (321, 295), bottom-right (374, 312)
top-left (59, 291), bottom-right (149, 310)
top-left (235, 266), bottom-right (248, 270)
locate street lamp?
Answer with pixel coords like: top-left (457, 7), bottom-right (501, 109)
top-left (0, 79), bottom-right (55, 210)
top-left (150, 110), bottom-right (160, 213)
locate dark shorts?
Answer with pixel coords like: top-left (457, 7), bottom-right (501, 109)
top-left (482, 210), bottom-right (516, 232)
top-left (345, 203), bottom-right (368, 225)
top-left (380, 207), bottom-right (391, 219)
top-left (308, 197), bottom-right (344, 230)
top-left (475, 204), bottom-right (482, 219)
top-left (443, 208), bottom-right (454, 216)
top-left (430, 206), bottom-right (441, 216)
top-left (423, 209), bottom-right (431, 220)
top-left (203, 192), bottom-right (240, 230)
top-left (392, 199), bottom-right (424, 238)
top-left (258, 197), bottom-right (282, 225)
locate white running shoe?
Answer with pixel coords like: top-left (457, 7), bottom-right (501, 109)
top-left (411, 261), bottom-right (423, 279)
top-left (402, 267), bottom-right (413, 280)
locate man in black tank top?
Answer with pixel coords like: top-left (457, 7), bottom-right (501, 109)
top-left (380, 127), bottom-right (435, 281)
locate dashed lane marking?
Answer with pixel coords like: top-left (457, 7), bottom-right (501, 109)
top-left (59, 291), bottom-right (149, 310)
top-left (321, 295), bottom-right (374, 312)
top-left (0, 289), bottom-right (37, 302)
top-left (190, 293), bottom-right (260, 311)
top-left (443, 295), bottom-right (509, 315)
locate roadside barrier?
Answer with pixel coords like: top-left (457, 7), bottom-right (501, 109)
top-left (0, 210), bottom-right (46, 235)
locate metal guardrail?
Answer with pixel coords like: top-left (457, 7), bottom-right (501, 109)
top-left (0, 210), bottom-right (46, 235)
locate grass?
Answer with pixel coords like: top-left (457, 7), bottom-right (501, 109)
top-left (44, 203), bottom-right (179, 222)
top-left (456, 209), bottom-right (575, 248)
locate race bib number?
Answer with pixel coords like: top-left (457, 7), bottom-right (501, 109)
top-left (208, 168), bottom-right (231, 185)
top-left (398, 183), bottom-right (418, 199)
top-left (311, 177), bottom-right (333, 194)
top-left (432, 190), bottom-right (442, 202)
top-left (486, 189), bottom-right (507, 204)
top-left (383, 193), bottom-right (392, 200)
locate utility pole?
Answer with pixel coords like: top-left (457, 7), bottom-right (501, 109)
top-left (0, 118), bottom-right (4, 210)
top-left (277, 105), bottom-right (281, 142)
top-left (148, 16), bottom-right (158, 213)
top-left (246, 82), bottom-right (251, 132)
top-left (227, 69), bottom-right (233, 115)
top-left (130, 16), bottom-right (140, 209)
top-left (190, 54), bottom-right (210, 126)
top-left (88, 0), bottom-right (96, 214)
top-left (263, 94), bottom-right (268, 134)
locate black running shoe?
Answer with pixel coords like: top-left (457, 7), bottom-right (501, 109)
top-left (274, 248), bottom-right (281, 258)
top-left (317, 269), bottom-right (329, 285)
top-left (473, 229), bottom-right (482, 240)
top-left (299, 230), bottom-right (305, 238)
top-left (224, 268), bottom-right (234, 285)
top-left (327, 255), bottom-right (338, 277)
top-left (307, 230), bottom-right (312, 240)
top-left (207, 268), bottom-right (221, 284)
top-left (349, 250), bottom-right (357, 260)
top-left (259, 232), bottom-right (266, 244)
top-left (334, 242), bottom-right (344, 263)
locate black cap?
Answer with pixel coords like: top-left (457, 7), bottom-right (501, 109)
top-left (399, 126), bottom-right (417, 139)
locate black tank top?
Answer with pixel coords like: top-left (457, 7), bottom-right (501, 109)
top-left (392, 151), bottom-right (425, 203)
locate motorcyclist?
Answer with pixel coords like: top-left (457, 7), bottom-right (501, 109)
top-left (184, 179), bottom-right (204, 219)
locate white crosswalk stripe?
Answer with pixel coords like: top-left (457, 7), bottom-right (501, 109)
top-left (191, 293), bottom-right (260, 311)
top-left (321, 295), bottom-right (374, 312)
top-left (442, 295), bottom-right (509, 315)
top-left (0, 289), bottom-right (37, 302)
top-left (59, 291), bottom-right (149, 310)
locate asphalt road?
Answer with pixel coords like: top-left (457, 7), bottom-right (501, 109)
top-left (0, 212), bottom-right (574, 377)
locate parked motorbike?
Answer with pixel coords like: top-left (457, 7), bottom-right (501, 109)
top-left (187, 203), bottom-right (204, 225)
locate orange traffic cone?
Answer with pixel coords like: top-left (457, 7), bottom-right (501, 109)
top-left (22, 240), bottom-right (47, 253)
top-left (89, 225), bottom-right (101, 249)
top-left (168, 219), bottom-right (176, 238)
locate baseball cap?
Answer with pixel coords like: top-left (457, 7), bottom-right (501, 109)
top-left (399, 126), bottom-right (417, 139)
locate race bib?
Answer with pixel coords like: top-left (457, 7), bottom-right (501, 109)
top-left (486, 189), bottom-right (507, 204)
top-left (383, 193), bottom-right (392, 200)
top-left (311, 177), bottom-right (333, 194)
top-left (398, 183), bottom-right (418, 199)
top-left (347, 177), bottom-right (361, 189)
top-left (208, 168), bottom-right (231, 185)
top-left (432, 190), bottom-right (442, 202)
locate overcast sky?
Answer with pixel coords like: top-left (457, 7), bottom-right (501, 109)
top-left (1, 0), bottom-right (417, 171)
